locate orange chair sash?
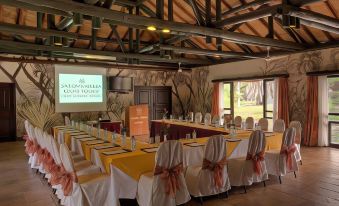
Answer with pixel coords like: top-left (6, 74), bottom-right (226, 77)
top-left (246, 151), bottom-right (265, 175)
top-left (202, 157), bottom-right (227, 188)
top-left (154, 163), bottom-right (183, 198)
top-left (280, 144), bottom-right (297, 170)
top-left (50, 164), bottom-right (66, 186)
top-left (60, 170), bottom-right (78, 196)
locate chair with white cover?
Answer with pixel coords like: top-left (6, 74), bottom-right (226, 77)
top-left (289, 121), bottom-right (302, 164)
top-left (245, 117), bottom-right (255, 129)
top-left (234, 116), bottom-right (242, 128)
top-left (204, 113), bottom-right (212, 125)
top-left (265, 128), bottom-right (299, 184)
top-left (258, 118), bottom-right (269, 131)
top-left (59, 144), bottom-right (113, 206)
top-left (65, 116), bottom-right (71, 126)
top-left (24, 120), bottom-right (35, 165)
top-left (185, 135), bottom-right (231, 200)
top-left (137, 140), bottom-right (190, 206)
top-left (195, 112), bottom-right (202, 123)
top-left (228, 130), bottom-right (268, 192)
top-left (273, 119), bottom-right (285, 133)
top-left (223, 114), bottom-right (233, 126)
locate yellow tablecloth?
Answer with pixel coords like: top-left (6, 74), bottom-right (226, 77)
top-left (53, 126), bottom-right (283, 181)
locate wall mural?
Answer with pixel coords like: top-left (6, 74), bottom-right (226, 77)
top-left (0, 61), bottom-right (212, 136)
top-left (1, 47), bottom-right (337, 138)
top-left (259, 48), bottom-right (339, 138)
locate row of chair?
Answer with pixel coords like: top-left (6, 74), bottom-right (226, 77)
top-left (137, 128), bottom-right (300, 205)
top-left (23, 120), bottom-right (114, 206)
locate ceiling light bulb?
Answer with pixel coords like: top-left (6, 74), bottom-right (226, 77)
top-left (162, 28), bottom-right (170, 33)
top-left (178, 62), bottom-right (182, 73)
top-left (147, 26), bottom-right (156, 31)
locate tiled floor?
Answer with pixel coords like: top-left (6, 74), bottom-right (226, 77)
top-left (1, 141), bottom-right (339, 206)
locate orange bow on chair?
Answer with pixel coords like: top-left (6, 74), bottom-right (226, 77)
top-left (50, 164), bottom-right (66, 186)
top-left (25, 139), bottom-right (35, 155)
top-left (60, 170), bottom-right (78, 196)
top-left (280, 144), bottom-right (297, 170)
top-left (154, 163), bottom-right (183, 198)
top-left (246, 151), bottom-right (265, 175)
top-left (43, 152), bottom-right (55, 173)
top-left (202, 157), bottom-right (227, 188)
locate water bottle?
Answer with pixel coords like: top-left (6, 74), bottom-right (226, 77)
top-left (192, 130), bottom-right (197, 139)
top-left (164, 134), bottom-right (167, 142)
top-left (104, 128), bottom-right (108, 142)
top-left (97, 124), bottom-right (101, 139)
top-left (131, 136), bottom-right (136, 151)
top-left (112, 131), bottom-right (117, 145)
top-left (121, 129), bottom-right (126, 147)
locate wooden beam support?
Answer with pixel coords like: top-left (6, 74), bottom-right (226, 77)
top-left (110, 24), bottom-right (127, 53)
top-left (139, 4), bottom-right (157, 18)
top-left (215, 5), bottom-right (279, 28)
top-left (287, 7), bottom-right (339, 28)
top-left (0, 39), bottom-right (211, 65)
top-left (216, 0), bottom-right (222, 51)
top-left (267, 15), bottom-right (274, 39)
top-left (17, 0), bottom-right (304, 50)
top-left (0, 0), bottom-right (71, 17)
top-left (157, 44), bottom-right (258, 59)
top-left (187, 0), bottom-right (205, 26)
top-left (168, 0), bottom-right (173, 21)
top-left (300, 18), bottom-right (339, 34)
top-left (205, 0), bottom-right (212, 43)
top-left (221, 0), bottom-right (271, 17)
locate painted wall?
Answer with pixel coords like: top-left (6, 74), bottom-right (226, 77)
top-left (0, 61), bottom-right (212, 136)
top-left (207, 47), bottom-right (339, 135)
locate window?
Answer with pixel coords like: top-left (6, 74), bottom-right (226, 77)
top-left (222, 79), bottom-right (276, 129)
top-left (328, 75), bottom-right (339, 146)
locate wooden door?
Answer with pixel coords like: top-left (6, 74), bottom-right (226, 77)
top-left (0, 83), bottom-right (16, 140)
top-left (134, 86), bottom-right (172, 120)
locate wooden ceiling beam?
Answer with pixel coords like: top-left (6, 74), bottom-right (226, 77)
top-left (17, 0), bottom-right (304, 50)
top-left (0, 39), bottom-right (211, 65)
top-left (187, 0), bottom-right (205, 26)
top-left (157, 44), bottom-right (258, 59)
top-left (221, 0), bottom-right (271, 17)
top-left (0, 0), bottom-right (71, 17)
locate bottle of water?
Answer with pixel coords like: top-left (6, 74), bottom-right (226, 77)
top-left (97, 123), bottom-right (101, 139)
top-left (163, 134), bottom-right (167, 142)
top-left (192, 130), bottom-right (197, 139)
top-left (104, 128), bottom-right (108, 142)
top-left (121, 129), bottom-right (126, 147)
top-left (112, 131), bottom-right (116, 145)
top-left (131, 136), bottom-right (136, 151)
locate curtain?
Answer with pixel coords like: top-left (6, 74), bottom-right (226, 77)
top-left (211, 82), bottom-right (220, 117)
top-left (318, 76), bottom-right (329, 146)
top-left (304, 76), bottom-right (319, 146)
top-left (278, 77), bottom-right (289, 127)
top-left (273, 78), bottom-right (279, 121)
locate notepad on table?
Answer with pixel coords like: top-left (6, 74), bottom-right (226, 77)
top-left (94, 145), bottom-right (116, 150)
top-left (79, 137), bottom-right (97, 142)
top-left (184, 142), bottom-right (205, 147)
top-left (102, 149), bottom-right (129, 156)
top-left (142, 147), bottom-right (159, 153)
top-left (86, 140), bottom-right (105, 145)
top-left (73, 135), bottom-right (91, 139)
top-left (226, 138), bottom-right (241, 142)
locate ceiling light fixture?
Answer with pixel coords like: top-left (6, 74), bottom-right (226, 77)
top-left (162, 28), bottom-right (170, 33)
top-left (147, 26), bottom-right (156, 31)
top-left (54, 36), bottom-right (63, 46)
top-left (178, 62), bottom-right (182, 73)
top-left (265, 46), bottom-right (271, 61)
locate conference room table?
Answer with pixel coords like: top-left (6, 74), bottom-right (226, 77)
top-left (150, 119), bottom-right (253, 139)
top-left (53, 125), bottom-right (282, 204)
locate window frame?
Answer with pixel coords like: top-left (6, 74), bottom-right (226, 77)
top-left (327, 75), bottom-right (339, 148)
top-left (222, 82), bottom-right (234, 118)
top-left (263, 79), bottom-right (274, 120)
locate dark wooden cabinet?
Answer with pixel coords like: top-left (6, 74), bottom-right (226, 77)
top-left (0, 83), bottom-right (16, 140)
top-left (134, 86), bottom-right (172, 121)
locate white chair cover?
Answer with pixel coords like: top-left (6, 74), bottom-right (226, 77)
top-left (258, 118), bottom-right (269, 131)
top-left (185, 135), bottom-right (231, 197)
top-left (245, 117), bottom-right (255, 129)
top-left (273, 119), bottom-right (285, 133)
top-left (234, 116), bottom-right (242, 128)
top-left (228, 130), bottom-right (268, 186)
top-left (223, 114), bottom-right (232, 126)
top-left (59, 144), bottom-right (113, 206)
top-left (289, 121), bottom-right (302, 162)
top-left (265, 128), bottom-right (299, 177)
top-left (204, 113), bottom-right (212, 125)
top-left (137, 140), bottom-right (190, 206)
top-left (65, 116), bottom-right (71, 126)
top-left (195, 112), bottom-right (202, 123)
